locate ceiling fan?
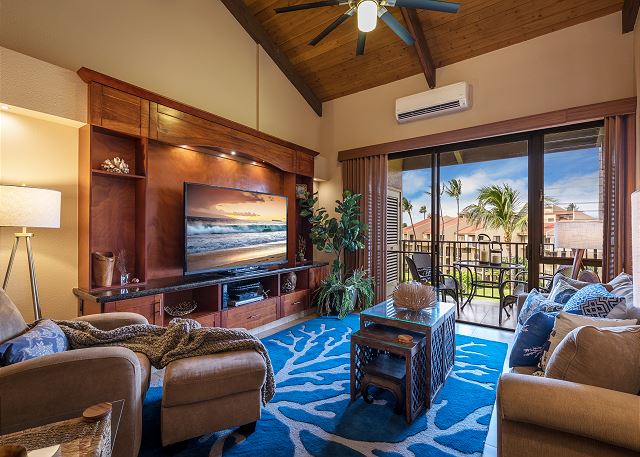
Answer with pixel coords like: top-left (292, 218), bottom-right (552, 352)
top-left (274, 0), bottom-right (460, 56)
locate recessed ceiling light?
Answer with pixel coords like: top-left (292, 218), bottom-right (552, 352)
top-left (0, 104), bottom-right (10, 111)
top-left (251, 161), bottom-right (257, 165)
top-left (230, 151), bottom-right (236, 155)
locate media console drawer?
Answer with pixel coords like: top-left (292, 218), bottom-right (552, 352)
top-left (223, 297), bottom-right (278, 330)
top-left (282, 290), bottom-right (310, 317)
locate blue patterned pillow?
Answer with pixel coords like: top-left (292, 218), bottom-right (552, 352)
top-left (563, 284), bottom-right (626, 318)
top-left (519, 289), bottom-right (564, 325)
top-left (548, 277), bottom-right (578, 304)
top-left (0, 319), bottom-right (68, 366)
top-left (510, 311), bottom-right (557, 367)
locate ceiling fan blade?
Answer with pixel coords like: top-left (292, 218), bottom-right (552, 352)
top-left (356, 31), bottom-right (366, 56)
top-left (391, 0), bottom-right (460, 13)
top-left (309, 9), bottom-right (354, 45)
top-left (379, 9), bottom-right (415, 46)
top-left (274, 0), bottom-right (340, 13)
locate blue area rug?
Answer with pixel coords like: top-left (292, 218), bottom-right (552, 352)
top-left (139, 315), bottom-right (507, 456)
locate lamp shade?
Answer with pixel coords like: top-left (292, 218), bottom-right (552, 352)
top-left (554, 220), bottom-right (602, 250)
top-left (632, 191), bottom-right (639, 309)
top-left (0, 185), bottom-right (61, 228)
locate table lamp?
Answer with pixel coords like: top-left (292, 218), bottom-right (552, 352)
top-left (0, 185), bottom-right (61, 319)
top-left (554, 220), bottom-right (603, 279)
top-left (632, 191), bottom-right (639, 311)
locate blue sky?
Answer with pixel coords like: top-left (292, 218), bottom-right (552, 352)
top-left (401, 148), bottom-right (601, 222)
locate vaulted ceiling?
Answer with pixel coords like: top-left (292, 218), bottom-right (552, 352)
top-left (225, 0), bottom-right (629, 113)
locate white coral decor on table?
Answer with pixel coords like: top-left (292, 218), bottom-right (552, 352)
top-left (393, 281), bottom-right (436, 311)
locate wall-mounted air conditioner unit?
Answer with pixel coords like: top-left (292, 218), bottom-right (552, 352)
top-left (395, 82), bottom-right (471, 124)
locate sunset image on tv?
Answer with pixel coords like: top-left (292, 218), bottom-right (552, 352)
top-left (185, 185), bottom-right (288, 273)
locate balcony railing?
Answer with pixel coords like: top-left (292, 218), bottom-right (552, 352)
top-left (389, 240), bottom-right (602, 301)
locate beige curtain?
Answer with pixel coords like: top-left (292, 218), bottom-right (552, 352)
top-left (603, 114), bottom-right (636, 281)
top-left (343, 155), bottom-right (388, 303)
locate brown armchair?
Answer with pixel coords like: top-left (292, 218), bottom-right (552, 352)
top-left (0, 290), bottom-right (150, 457)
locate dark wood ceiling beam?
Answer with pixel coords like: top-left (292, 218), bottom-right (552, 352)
top-left (400, 7), bottom-right (436, 89)
top-left (219, 0), bottom-right (323, 116)
top-left (622, 0), bottom-right (640, 32)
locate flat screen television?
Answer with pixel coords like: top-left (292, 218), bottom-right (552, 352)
top-left (184, 183), bottom-right (288, 275)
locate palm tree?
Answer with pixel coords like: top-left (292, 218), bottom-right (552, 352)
top-left (425, 185), bottom-right (445, 236)
top-left (402, 197), bottom-right (417, 241)
top-left (444, 179), bottom-right (462, 238)
top-left (419, 205), bottom-right (428, 220)
top-left (566, 202), bottom-right (579, 211)
top-left (462, 184), bottom-right (527, 262)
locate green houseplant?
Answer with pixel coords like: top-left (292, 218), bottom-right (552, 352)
top-left (300, 190), bottom-right (374, 318)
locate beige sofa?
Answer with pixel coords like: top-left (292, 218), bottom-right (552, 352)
top-left (497, 277), bottom-right (640, 457)
top-left (0, 290), bottom-right (267, 456)
top-left (0, 291), bottom-right (150, 457)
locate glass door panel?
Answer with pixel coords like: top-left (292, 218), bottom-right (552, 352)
top-left (540, 125), bottom-right (604, 285)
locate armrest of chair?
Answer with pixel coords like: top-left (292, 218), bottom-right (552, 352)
top-left (498, 373), bottom-right (640, 452)
top-left (0, 347), bottom-right (142, 437)
top-left (75, 312), bottom-right (149, 330)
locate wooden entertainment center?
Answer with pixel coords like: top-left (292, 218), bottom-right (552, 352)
top-left (73, 68), bottom-right (328, 330)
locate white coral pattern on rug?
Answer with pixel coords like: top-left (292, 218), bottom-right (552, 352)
top-left (208, 323), bottom-right (500, 457)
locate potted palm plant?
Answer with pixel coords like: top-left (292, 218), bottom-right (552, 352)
top-left (300, 190), bottom-right (374, 318)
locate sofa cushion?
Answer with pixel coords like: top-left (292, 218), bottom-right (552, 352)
top-left (163, 350), bottom-right (266, 408)
top-left (0, 319), bottom-right (69, 366)
top-left (0, 289), bottom-right (28, 344)
top-left (135, 352), bottom-right (151, 396)
top-left (509, 311), bottom-right (556, 368)
top-left (562, 284), bottom-right (625, 318)
top-left (545, 325), bottom-right (640, 395)
top-left (518, 289), bottom-right (563, 326)
top-left (539, 312), bottom-right (637, 371)
top-left (606, 272), bottom-right (635, 319)
top-left (547, 277), bottom-right (578, 305)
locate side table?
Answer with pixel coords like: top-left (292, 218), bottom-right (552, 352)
top-left (350, 324), bottom-right (427, 423)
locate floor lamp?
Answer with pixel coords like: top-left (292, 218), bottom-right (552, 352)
top-left (0, 185), bottom-right (61, 320)
top-left (554, 220), bottom-right (603, 280)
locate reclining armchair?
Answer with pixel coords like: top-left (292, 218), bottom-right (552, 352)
top-left (0, 290), bottom-right (150, 457)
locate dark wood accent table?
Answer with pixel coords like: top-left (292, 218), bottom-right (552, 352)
top-left (351, 325), bottom-right (427, 423)
top-left (359, 300), bottom-right (456, 408)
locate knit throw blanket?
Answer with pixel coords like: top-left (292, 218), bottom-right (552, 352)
top-left (55, 318), bottom-right (276, 405)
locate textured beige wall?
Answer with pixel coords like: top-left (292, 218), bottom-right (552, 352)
top-left (0, 111), bottom-right (79, 321)
top-left (317, 12), bottom-right (636, 213)
top-left (0, 0), bottom-right (322, 151)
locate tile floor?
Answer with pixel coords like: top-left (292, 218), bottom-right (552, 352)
top-left (456, 298), bottom-right (517, 330)
top-left (256, 316), bottom-right (515, 457)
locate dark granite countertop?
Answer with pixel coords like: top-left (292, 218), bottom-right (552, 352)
top-left (73, 262), bottom-right (329, 303)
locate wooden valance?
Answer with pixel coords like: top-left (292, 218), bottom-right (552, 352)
top-left (338, 97), bottom-right (637, 161)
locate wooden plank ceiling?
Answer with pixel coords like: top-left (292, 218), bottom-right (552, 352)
top-left (243, 0), bottom-right (623, 102)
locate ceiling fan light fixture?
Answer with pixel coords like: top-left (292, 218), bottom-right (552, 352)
top-left (357, 0), bottom-right (378, 32)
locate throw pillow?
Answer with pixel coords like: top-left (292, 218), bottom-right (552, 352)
top-left (545, 325), bottom-right (640, 395)
top-left (0, 319), bottom-right (69, 366)
top-left (539, 312), bottom-right (637, 371)
top-left (606, 272), bottom-right (635, 319)
top-left (509, 311), bottom-right (557, 368)
top-left (547, 277), bottom-right (578, 304)
top-left (562, 284), bottom-right (625, 318)
top-left (518, 289), bottom-right (564, 326)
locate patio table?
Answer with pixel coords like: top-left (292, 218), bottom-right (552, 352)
top-left (453, 260), bottom-right (525, 313)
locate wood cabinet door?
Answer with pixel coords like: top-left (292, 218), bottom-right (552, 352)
top-left (90, 83), bottom-right (149, 137)
top-left (103, 294), bottom-right (162, 324)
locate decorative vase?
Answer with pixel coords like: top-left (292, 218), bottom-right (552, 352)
top-left (281, 271), bottom-right (297, 293)
top-left (92, 252), bottom-right (115, 287)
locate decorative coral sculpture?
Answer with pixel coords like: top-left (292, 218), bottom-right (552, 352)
top-left (101, 156), bottom-right (130, 174)
top-left (392, 281), bottom-right (436, 311)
